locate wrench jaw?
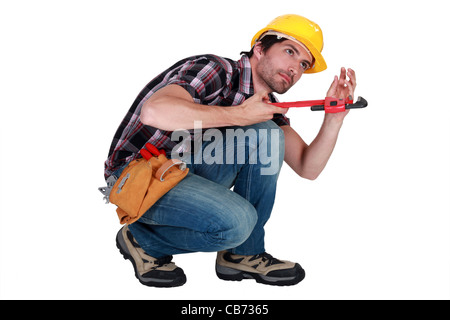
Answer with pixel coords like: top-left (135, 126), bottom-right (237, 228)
top-left (345, 96), bottom-right (368, 110)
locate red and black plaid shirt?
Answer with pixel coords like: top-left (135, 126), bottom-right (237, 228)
top-left (104, 54), bottom-right (290, 178)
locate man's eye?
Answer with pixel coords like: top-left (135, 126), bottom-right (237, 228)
top-left (300, 62), bottom-right (310, 71)
top-left (286, 49), bottom-right (294, 56)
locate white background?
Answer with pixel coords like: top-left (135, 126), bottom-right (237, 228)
top-left (1, 0), bottom-right (449, 300)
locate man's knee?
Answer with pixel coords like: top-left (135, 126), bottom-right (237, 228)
top-left (231, 203), bottom-right (258, 246)
top-left (211, 200), bottom-right (257, 249)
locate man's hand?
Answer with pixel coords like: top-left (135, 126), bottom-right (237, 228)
top-left (326, 67), bottom-right (357, 120)
top-left (233, 90), bottom-right (288, 126)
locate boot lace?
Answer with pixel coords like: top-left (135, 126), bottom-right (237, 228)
top-left (154, 255), bottom-right (173, 267)
top-left (251, 252), bottom-right (283, 267)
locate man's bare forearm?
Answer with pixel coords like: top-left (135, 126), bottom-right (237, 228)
top-left (140, 85), bottom-right (236, 130)
top-left (299, 115), bottom-right (344, 179)
top-left (283, 114), bottom-right (344, 180)
top-left (140, 84), bottom-right (288, 131)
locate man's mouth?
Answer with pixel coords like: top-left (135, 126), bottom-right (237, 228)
top-left (279, 72), bottom-right (292, 85)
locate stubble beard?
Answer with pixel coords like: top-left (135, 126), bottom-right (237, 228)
top-left (256, 58), bottom-right (292, 94)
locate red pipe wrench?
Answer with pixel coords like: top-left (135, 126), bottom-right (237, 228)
top-left (271, 96), bottom-right (368, 113)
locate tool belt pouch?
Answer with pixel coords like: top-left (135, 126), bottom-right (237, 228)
top-left (109, 155), bottom-right (188, 225)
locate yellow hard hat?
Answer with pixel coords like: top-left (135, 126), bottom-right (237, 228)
top-left (251, 14), bottom-right (327, 74)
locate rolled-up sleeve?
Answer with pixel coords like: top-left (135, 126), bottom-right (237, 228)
top-left (165, 57), bottom-right (227, 104)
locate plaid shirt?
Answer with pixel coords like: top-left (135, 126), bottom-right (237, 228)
top-left (104, 54), bottom-right (290, 178)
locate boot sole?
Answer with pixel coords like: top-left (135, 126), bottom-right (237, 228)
top-left (116, 229), bottom-right (186, 288)
top-left (216, 263), bottom-right (305, 286)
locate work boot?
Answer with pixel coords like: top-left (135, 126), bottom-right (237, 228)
top-left (116, 225), bottom-right (186, 287)
top-left (216, 251), bottom-right (305, 286)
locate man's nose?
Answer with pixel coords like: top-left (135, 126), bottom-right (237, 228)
top-left (289, 66), bottom-right (299, 77)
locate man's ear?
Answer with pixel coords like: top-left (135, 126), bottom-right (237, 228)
top-left (253, 42), bottom-right (264, 60)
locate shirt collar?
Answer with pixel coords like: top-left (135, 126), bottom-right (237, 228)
top-left (238, 55), bottom-right (254, 96)
top-left (237, 55), bottom-right (278, 102)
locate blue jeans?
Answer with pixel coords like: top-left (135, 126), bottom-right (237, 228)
top-left (114, 121), bottom-right (285, 258)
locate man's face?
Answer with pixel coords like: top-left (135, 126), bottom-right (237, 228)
top-left (255, 39), bottom-right (313, 94)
